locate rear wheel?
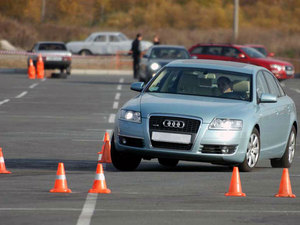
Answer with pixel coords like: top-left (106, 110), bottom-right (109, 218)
top-left (80, 50), bottom-right (92, 56)
top-left (158, 158), bottom-right (179, 167)
top-left (271, 126), bottom-right (296, 168)
top-left (239, 128), bottom-right (260, 172)
top-left (111, 135), bottom-right (141, 171)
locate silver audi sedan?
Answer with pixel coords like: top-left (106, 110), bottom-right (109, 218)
top-left (112, 60), bottom-right (297, 172)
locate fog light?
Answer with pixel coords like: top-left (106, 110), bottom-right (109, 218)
top-left (221, 146), bottom-right (230, 154)
top-left (121, 137), bottom-right (127, 145)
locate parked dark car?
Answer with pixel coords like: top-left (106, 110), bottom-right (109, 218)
top-left (138, 45), bottom-right (191, 82)
top-left (28, 42), bottom-right (72, 75)
top-left (189, 44), bottom-right (294, 80)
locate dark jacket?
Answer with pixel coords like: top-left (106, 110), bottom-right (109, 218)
top-left (131, 38), bottom-right (141, 58)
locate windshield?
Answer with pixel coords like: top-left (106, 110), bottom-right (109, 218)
top-left (241, 47), bottom-right (265, 58)
top-left (149, 48), bottom-right (190, 59)
top-left (253, 47), bottom-right (267, 56)
top-left (38, 43), bottom-right (67, 51)
top-left (118, 33), bottom-right (128, 41)
top-left (146, 68), bottom-right (252, 101)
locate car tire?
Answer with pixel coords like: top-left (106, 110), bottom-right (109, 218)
top-left (80, 50), bottom-right (92, 56)
top-left (239, 128), bottom-right (260, 172)
top-left (66, 66), bottom-right (71, 75)
top-left (158, 158), bottom-right (179, 167)
top-left (271, 126), bottom-right (296, 168)
top-left (111, 135), bottom-right (141, 171)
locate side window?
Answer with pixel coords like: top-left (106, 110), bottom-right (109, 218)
top-left (223, 47), bottom-right (241, 57)
top-left (94, 35), bottom-right (106, 42)
top-left (109, 35), bottom-right (120, 42)
top-left (191, 46), bottom-right (203, 54)
top-left (263, 71), bottom-right (281, 97)
top-left (256, 71), bottom-right (269, 98)
top-left (207, 47), bottom-right (222, 55)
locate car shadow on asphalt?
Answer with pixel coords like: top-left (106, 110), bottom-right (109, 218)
top-left (5, 158), bottom-right (98, 171)
top-left (67, 80), bottom-right (132, 85)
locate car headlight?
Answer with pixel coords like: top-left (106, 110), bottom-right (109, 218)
top-left (120, 110), bottom-right (141, 123)
top-left (209, 118), bottom-right (243, 130)
top-left (150, 63), bottom-right (161, 71)
top-left (270, 64), bottom-right (285, 72)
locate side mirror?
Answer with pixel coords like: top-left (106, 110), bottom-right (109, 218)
top-left (143, 54), bottom-right (148, 58)
top-left (130, 82), bottom-right (144, 92)
top-left (268, 52), bottom-right (275, 57)
top-left (259, 93), bottom-right (277, 103)
top-left (238, 53), bottom-right (246, 59)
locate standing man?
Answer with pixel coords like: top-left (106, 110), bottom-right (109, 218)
top-left (131, 33), bottom-right (143, 79)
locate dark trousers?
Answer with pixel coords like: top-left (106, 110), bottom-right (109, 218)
top-left (133, 57), bottom-right (140, 79)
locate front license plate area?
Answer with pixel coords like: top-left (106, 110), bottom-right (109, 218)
top-left (151, 131), bottom-right (191, 144)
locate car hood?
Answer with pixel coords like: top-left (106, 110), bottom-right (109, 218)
top-left (34, 50), bottom-right (71, 57)
top-left (252, 57), bottom-right (292, 66)
top-left (139, 93), bottom-right (252, 123)
top-left (148, 59), bottom-right (175, 67)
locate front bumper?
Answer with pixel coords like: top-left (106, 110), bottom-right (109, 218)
top-left (114, 115), bottom-right (248, 164)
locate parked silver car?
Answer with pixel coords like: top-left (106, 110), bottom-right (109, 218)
top-left (66, 32), bottom-right (152, 55)
top-left (28, 42), bottom-right (72, 75)
top-left (112, 60), bottom-right (297, 172)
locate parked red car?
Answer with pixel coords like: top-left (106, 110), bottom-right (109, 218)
top-left (244, 44), bottom-right (275, 57)
top-left (189, 44), bottom-right (294, 80)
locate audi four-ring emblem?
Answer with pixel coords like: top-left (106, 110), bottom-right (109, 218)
top-left (163, 120), bottom-right (185, 128)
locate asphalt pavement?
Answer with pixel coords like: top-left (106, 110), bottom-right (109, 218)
top-left (0, 72), bottom-right (300, 225)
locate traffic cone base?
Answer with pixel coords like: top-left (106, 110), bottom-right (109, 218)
top-left (275, 168), bottom-right (296, 198)
top-left (225, 167), bottom-right (246, 197)
top-left (88, 164), bottom-right (111, 194)
top-left (0, 148), bottom-right (11, 174)
top-left (50, 163), bottom-right (72, 193)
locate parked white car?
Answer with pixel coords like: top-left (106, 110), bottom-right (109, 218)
top-left (66, 32), bottom-right (152, 55)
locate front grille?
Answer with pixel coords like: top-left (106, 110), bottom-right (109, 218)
top-left (149, 116), bottom-right (201, 150)
top-left (149, 116), bottom-right (200, 133)
top-left (151, 141), bottom-right (192, 150)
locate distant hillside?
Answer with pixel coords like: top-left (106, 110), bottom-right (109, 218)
top-left (0, 0), bottom-right (300, 58)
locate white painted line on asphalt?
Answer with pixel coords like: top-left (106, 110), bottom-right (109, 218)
top-left (1, 208), bottom-right (300, 214)
top-left (290, 88), bottom-right (300, 93)
top-left (108, 114), bottom-right (116, 123)
top-left (29, 83), bottom-right (39, 89)
top-left (76, 193), bottom-right (98, 225)
top-left (0, 99), bottom-right (10, 106)
top-left (119, 78), bottom-right (125, 83)
top-left (15, 91), bottom-right (28, 99)
top-left (115, 92), bottom-right (121, 100)
top-left (117, 85), bottom-right (122, 90)
top-left (72, 139), bottom-right (100, 142)
top-left (113, 101), bottom-right (119, 109)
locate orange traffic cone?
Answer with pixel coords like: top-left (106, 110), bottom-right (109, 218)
top-left (225, 167), bottom-right (246, 197)
top-left (275, 168), bottom-right (296, 198)
top-left (0, 147), bottom-right (11, 174)
top-left (36, 54), bottom-right (44, 79)
top-left (89, 163), bottom-right (111, 193)
top-left (97, 132), bottom-right (112, 163)
top-left (28, 58), bottom-right (36, 79)
top-left (97, 141), bottom-right (112, 163)
top-left (104, 132), bottom-right (110, 142)
top-left (50, 163), bottom-right (72, 193)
